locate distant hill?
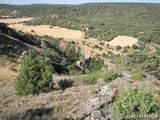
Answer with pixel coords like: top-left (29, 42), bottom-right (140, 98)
top-left (0, 3), bottom-right (160, 44)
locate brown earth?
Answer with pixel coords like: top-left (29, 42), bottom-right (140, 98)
top-left (108, 36), bottom-right (138, 47)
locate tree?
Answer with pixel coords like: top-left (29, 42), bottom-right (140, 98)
top-left (14, 50), bottom-right (54, 95)
top-left (116, 45), bottom-right (122, 51)
top-left (65, 47), bottom-right (79, 61)
top-left (132, 44), bottom-right (139, 49)
top-left (89, 57), bottom-right (104, 73)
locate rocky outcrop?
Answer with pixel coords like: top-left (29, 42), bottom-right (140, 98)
top-left (79, 72), bottom-right (134, 120)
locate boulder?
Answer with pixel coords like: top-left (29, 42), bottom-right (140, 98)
top-left (84, 110), bottom-right (105, 120)
top-left (96, 78), bottom-right (105, 86)
top-left (21, 51), bottom-right (28, 56)
top-left (99, 85), bottom-right (113, 96)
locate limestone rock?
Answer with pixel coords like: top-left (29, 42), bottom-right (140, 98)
top-left (84, 110), bottom-right (105, 120)
top-left (21, 51), bottom-right (28, 56)
top-left (99, 85), bottom-right (113, 96)
top-left (96, 78), bottom-right (105, 86)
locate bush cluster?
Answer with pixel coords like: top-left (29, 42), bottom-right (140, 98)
top-left (88, 57), bottom-right (104, 73)
top-left (130, 68), bottom-right (144, 81)
top-left (80, 70), bottom-right (105, 85)
top-left (58, 79), bottom-right (73, 90)
top-left (103, 69), bottom-right (120, 83)
top-left (116, 45), bottom-right (122, 51)
top-left (111, 85), bottom-right (159, 120)
top-left (126, 50), bottom-right (160, 79)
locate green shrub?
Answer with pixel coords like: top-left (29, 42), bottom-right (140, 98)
top-left (102, 53), bottom-right (108, 58)
top-left (31, 29), bottom-right (35, 32)
top-left (108, 51), bottom-right (113, 55)
top-left (155, 47), bottom-right (160, 56)
top-left (123, 47), bottom-right (128, 53)
top-left (9, 50), bottom-right (13, 56)
top-left (67, 63), bottom-right (82, 75)
top-left (82, 41), bottom-right (85, 45)
top-left (130, 68), bottom-right (144, 81)
top-left (14, 50), bottom-right (54, 95)
top-left (80, 74), bottom-right (97, 85)
top-left (126, 50), bottom-right (160, 79)
top-left (80, 70), bottom-right (105, 85)
top-left (132, 44), bottom-right (139, 49)
top-left (9, 57), bottom-right (16, 62)
top-left (0, 49), bottom-right (2, 54)
top-left (116, 45), bottom-right (122, 51)
top-left (127, 45), bottom-right (130, 49)
top-left (99, 47), bottom-right (103, 51)
top-left (152, 89), bottom-right (160, 95)
top-left (138, 43), bottom-right (146, 50)
top-left (91, 89), bottom-right (98, 94)
top-left (93, 44), bottom-right (99, 49)
top-left (99, 42), bottom-right (104, 46)
top-left (153, 95), bottom-right (160, 107)
top-left (126, 79), bottom-right (132, 83)
top-left (58, 79), bottom-right (73, 90)
top-left (65, 47), bottom-right (79, 61)
top-left (103, 69), bottom-right (120, 83)
top-left (88, 57), bottom-right (104, 73)
top-left (110, 86), bottom-right (159, 120)
top-left (106, 44), bottom-right (110, 48)
top-left (70, 40), bottom-right (75, 44)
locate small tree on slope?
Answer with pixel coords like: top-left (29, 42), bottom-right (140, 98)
top-left (14, 50), bottom-right (54, 95)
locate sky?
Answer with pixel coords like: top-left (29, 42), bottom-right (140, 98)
top-left (0, 0), bottom-right (160, 5)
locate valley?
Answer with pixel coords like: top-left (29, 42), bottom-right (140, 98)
top-left (0, 3), bottom-right (160, 120)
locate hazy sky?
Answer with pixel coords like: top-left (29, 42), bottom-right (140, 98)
top-left (0, 0), bottom-right (160, 5)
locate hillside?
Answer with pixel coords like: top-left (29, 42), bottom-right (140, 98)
top-left (0, 3), bottom-right (160, 43)
top-left (0, 3), bottom-right (160, 120)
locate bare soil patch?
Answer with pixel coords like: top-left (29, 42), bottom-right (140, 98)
top-left (108, 36), bottom-right (138, 47)
top-left (9, 24), bottom-right (84, 40)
